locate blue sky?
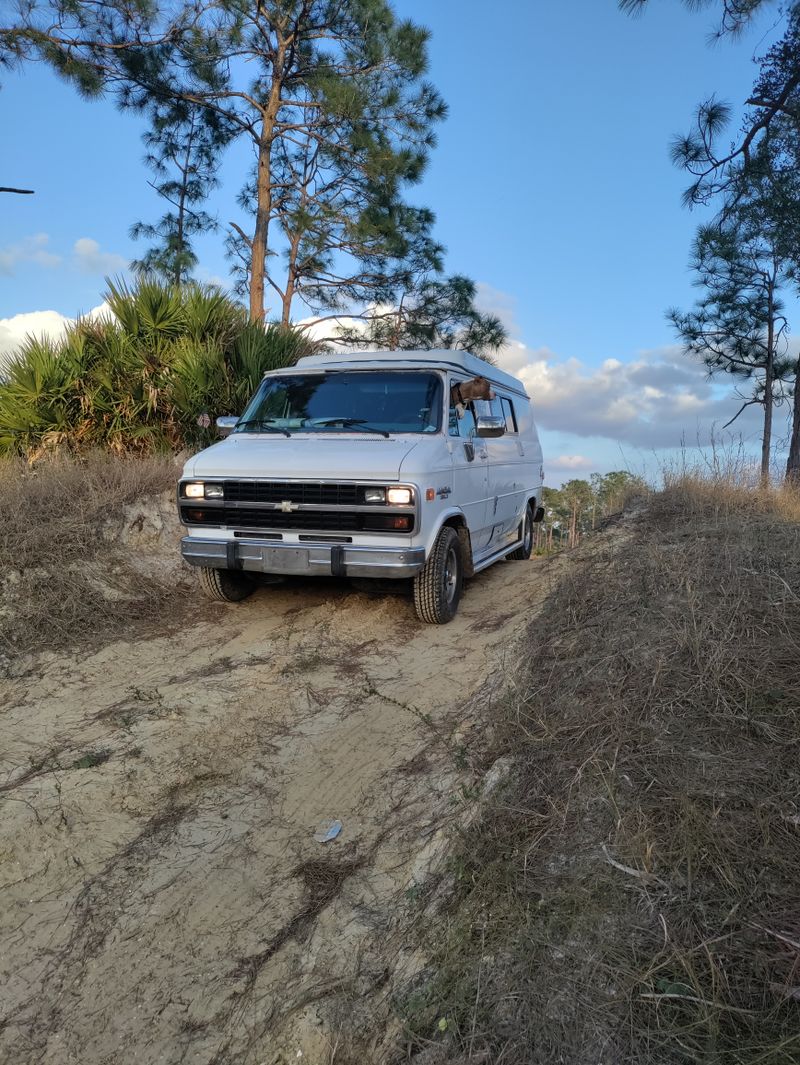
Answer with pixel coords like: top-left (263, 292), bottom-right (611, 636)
top-left (0, 0), bottom-right (793, 481)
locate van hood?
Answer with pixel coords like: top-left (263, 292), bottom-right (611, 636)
top-left (184, 434), bottom-right (421, 482)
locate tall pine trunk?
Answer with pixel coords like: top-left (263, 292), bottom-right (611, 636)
top-left (174, 178), bottom-right (187, 287)
top-left (787, 358), bottom-right (800, 484)
top-left (281, 232), bottom-right (301, 327)
top-left (250, 131), bottom-right (273, 321)
top-left (173, 113), bottom-right (194, 287)
top-left (761, 286), bottom-right (775, 484)
top-left (249, 43), bottom-right (285, 321)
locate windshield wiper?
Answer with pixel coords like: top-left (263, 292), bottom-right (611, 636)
top-left (235, 418), bottom-right (292, 437)
top-left (314, 418), bottom-right (390, 439)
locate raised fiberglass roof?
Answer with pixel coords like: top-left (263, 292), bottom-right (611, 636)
top-left (288, 348), bottom-right (529, 397)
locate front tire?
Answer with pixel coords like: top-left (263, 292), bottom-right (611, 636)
top-left (198, 566), bottom-right (255, 603)
top-left (508, 503), bottom-right (534, 561)
top-left (413, 526), bottom-right (463, 624)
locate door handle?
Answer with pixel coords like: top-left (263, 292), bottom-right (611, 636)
top-left (464, 441), bottom-right (487, 461)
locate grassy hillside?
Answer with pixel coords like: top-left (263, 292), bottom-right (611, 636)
top-left (0, 453), bottom-right (184, 659)
top-left (404, 478), bottom-right (800, 1064)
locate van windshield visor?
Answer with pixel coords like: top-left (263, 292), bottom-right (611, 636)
top-left (235, 371), bottom-right (443, 435)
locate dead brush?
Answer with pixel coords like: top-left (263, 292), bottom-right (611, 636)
top-left (401, 480), bottom-right (800, 1064)
top-left (293, 856), bottom-right (364, 911)
top-left (0, 450), bottom-right (183, 657)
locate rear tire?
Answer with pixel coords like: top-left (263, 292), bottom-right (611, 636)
top-left (508, 503), bottom-right (534, 561)
top-left (413, 526), bottom-right (463, 624)
top-left (198, 566), bottom-right (255, 603)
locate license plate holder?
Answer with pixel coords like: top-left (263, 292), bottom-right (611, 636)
top-left (262, 546), bottom-right (309, 574)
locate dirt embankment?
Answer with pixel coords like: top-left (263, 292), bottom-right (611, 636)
top-left (0, 520), bottom-right (567, 1064)
top-left (0, 454), bottom-right (188, 662)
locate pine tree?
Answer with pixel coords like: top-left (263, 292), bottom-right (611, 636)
top-left (3, 1), bottom-right (446, 323)
top-left (209, 1), bottom-right (446, 322)
top-left (331, 274), bottom-right (507, 360)
top-left (131, 101), bottom-right (231, 286)
top-left (622, 1), bottom-right (800, 204)
top-left (668, 206), bottom-right (792, 482)
top-left (619, 0), bottom-right (776, 37)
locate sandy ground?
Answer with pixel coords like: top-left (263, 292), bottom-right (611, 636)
top-left (0, 554), bottom-right (557, 1064)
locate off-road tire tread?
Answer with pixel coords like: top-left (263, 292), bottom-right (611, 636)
top-left (508, 504), bottom-right (534, 561)
top-left (413, 526), bottom-right (462, 624)
top-left (199, 566), bottom-right (255, 603)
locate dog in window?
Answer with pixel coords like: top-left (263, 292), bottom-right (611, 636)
top-left (451, 376), bottom-right (495, 418)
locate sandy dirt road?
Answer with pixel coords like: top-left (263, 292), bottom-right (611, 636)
top-left (0, 556), bottom-right (554, 1064)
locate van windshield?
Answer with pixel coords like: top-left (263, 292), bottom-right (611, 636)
top-left (235, 371), bottom-right (443, 435)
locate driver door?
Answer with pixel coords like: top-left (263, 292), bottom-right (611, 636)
top-left (448, 380), bottom-right (492, 552)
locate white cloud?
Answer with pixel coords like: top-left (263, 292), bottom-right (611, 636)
top-left (0, 304), bottom-right (110, 369)
top-left (502, 343), bottom-right (753, 448)
top-left (476, 288), bottom-right (764, 450)
top-left (73, 238), bottom-right (127, 275)
top-left (0, 233), bottom-right (61, 276)
top-left (295, 310), bottom-right (374, 347)
top-left (474, 282), bottom-right (519, 335)
top-left (0, 234), bottom-right (127, 279)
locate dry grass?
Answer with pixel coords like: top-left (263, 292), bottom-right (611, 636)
top-left (0, 451), bottom-right (184, 659)
top-left (402, 478), bottom-right (800, 1064)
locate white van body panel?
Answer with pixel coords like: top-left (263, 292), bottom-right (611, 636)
top-left (179, 349), bottom-right (544, 580)
top-left (183, 435), bottom-right (421, 482)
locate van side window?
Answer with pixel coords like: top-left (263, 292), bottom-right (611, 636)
top-left (500, 397), bottom-right (517, 433)
top-left (449, 385), bottom-right (476, 438)
top-left (450, 403), bottom-right (476, 439)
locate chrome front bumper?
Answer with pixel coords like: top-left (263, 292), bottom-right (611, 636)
top-left (181, 536), bottom-right (426, 579)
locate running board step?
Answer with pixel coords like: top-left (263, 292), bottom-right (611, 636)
top-left (472, 539), bottom-right (524, 574)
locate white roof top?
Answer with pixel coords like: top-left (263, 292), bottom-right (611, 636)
top-left (290, 348), bottom-right (528, 397)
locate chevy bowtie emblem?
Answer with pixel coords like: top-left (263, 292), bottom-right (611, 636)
top-left (279, 500), bottom-right (297, 513)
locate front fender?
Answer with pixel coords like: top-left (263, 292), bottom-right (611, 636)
top-left (420, 505), bottom-right (469, 559)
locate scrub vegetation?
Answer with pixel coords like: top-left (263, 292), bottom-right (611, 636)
top-left (537, 470), bottom-right (647, 551)
top-left (0, 451), bottom-right (183, 657)
top-left (403, 475), bottom-right (800, 1064)
top-left (0, 278), bottom-right (315, 459)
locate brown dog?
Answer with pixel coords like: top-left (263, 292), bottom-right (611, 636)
top-left (451, 375), bottom-right (495, 417)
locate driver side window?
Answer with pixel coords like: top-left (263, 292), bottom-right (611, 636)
top-left (449, 381), bottom-right (476, 439)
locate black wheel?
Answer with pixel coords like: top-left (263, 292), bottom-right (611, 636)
top-left (198, 566), bottom-right (255, 603)
top-left (508, 503), bottom-right (534, 561)
top-left (413, 526), bottom-right (463, 624)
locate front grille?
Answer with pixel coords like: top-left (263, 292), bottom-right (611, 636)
top-left (224, 480), bottom-right (360, 506)
top-left (224, 507), bottom-right (361, 531)
top-left (179, 480), bottom-right (416, 535)
top-left (180, 505), bottom-right (414, 534)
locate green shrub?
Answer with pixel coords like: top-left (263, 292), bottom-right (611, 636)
top-left (0, 278), bottom-right (317, 457)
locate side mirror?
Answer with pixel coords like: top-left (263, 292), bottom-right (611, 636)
top-left (216, 416), bottom-right (239, 438)
top-left (475, 416), bottom-right (505, 438)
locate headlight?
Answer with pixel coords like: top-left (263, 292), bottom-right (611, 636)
top-left (364, 487), bottom-right (386, 503)
top-left (387, 487), bottom-right (412, 505)
top-left (182, 482), bottom-right (224, 499)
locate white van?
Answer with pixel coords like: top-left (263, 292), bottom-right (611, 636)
top-left (178, 349), bottom-right (544, 623)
